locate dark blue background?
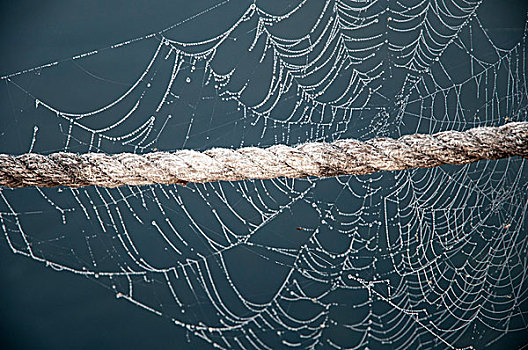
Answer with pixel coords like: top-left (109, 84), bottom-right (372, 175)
top-left (1, 1), bottom-right (527, 349)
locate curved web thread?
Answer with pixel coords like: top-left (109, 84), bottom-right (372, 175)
top-left (0, 0), bottom-right (527, 349)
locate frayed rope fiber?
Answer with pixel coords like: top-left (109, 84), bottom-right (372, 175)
top-left (0, 122), bottom-right (527, 188)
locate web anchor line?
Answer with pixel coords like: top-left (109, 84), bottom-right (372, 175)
top-left (0, 122), bottom-right (526, 189)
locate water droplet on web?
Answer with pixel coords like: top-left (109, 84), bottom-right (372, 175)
top-left (186, 77), bottom-right (191, 83)
top-left (147, 82), bottom-right (151, 88)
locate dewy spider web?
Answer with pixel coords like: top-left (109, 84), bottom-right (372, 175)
top-left (1, 0), bottom-right (528, 348)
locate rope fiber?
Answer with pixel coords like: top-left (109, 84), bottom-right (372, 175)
top-left (0, 122), bottom-right (526, 188)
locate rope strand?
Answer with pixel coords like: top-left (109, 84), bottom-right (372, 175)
top-left (1, 122), bottom-right (526, 188)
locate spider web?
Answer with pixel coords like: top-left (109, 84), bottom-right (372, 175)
top-left (1, 0), bottom-right (528, 348)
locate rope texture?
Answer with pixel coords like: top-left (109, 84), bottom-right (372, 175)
top-left (1, 122), bottom-right (527, 188)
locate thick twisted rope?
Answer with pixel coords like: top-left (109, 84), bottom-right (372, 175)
top-left (0, 122), bottom-right (526, 188)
